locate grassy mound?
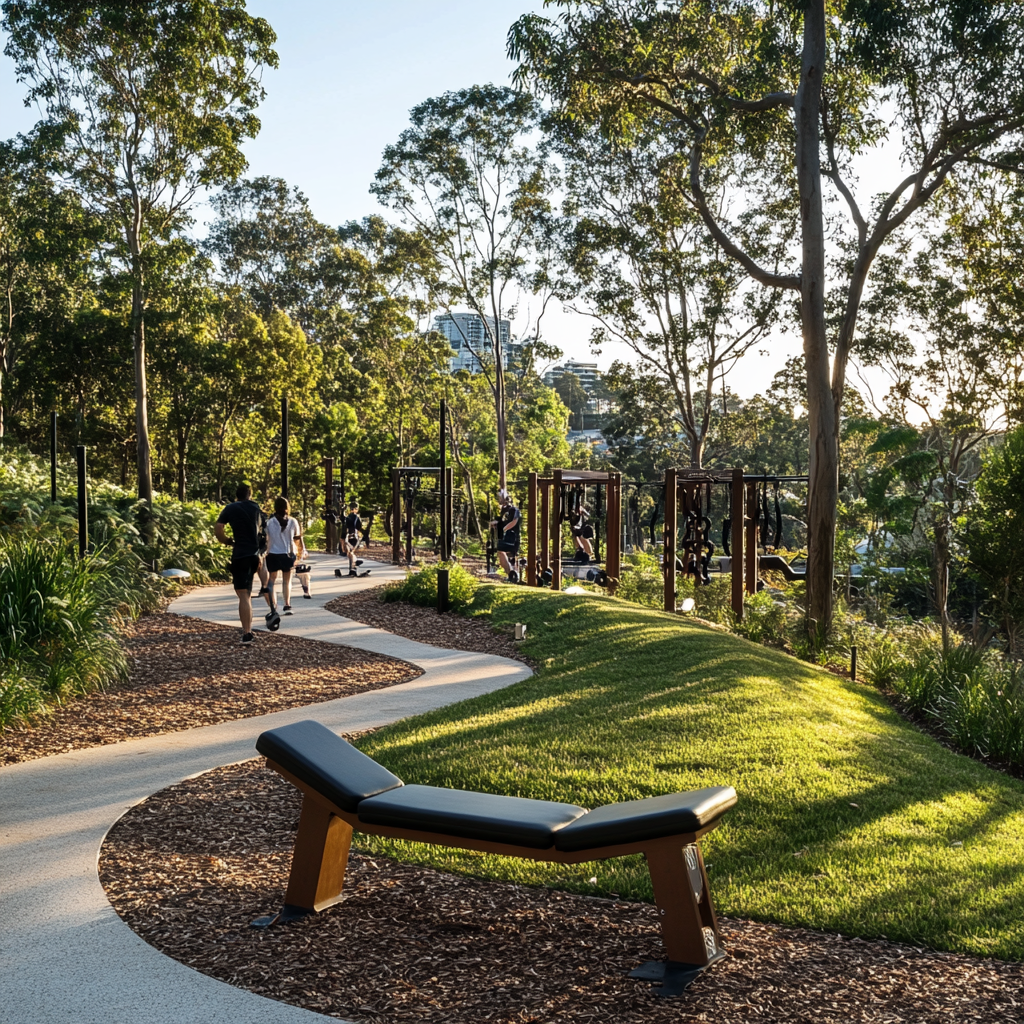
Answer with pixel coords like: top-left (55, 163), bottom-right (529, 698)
top-left (355, 585), bottom-right (1024, 960)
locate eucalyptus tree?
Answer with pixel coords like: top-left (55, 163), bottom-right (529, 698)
top-left (556, 124), bottom-right (778, 466)
top-left (372, 84), bottom-right (561, 492)
top-left (511, 0), bottom-right (1024, 632)
top-left (0, 130), bottom-right (112, 441)
top-left (3, 0), bottom-right (278, 504)
top-left (859, 179), bottom-right (1024, 646)
top-left (207, 177), bottom-right (368, 374)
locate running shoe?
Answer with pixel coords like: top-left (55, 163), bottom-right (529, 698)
top-left (283, 605), bottom-right (293, 615)
top-left (241, 632), bottom-right (255, 644)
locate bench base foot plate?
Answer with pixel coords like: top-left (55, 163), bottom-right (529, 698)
top-left (629, 950), bottom-right (726, 997)
top-left (250, 903), bottom-right (315, 929)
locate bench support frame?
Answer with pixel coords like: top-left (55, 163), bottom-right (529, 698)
top-left (255, 760), bottom-right (726, 993)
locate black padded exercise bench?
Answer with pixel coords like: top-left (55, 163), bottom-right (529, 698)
top-left (252, 719), bottom-right (737, 995)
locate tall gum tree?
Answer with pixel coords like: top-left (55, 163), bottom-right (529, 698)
top-left (3, 0), bottom-right (278, 504)
top-left (556, 123), bottom-right (780, 467)
top-left (372, 84), bottom-right (560, 492)
top-left (510, 0), bottom-right (1024, 631)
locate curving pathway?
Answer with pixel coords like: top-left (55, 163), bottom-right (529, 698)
top-left (0, 555), bottom-right (531, 1024)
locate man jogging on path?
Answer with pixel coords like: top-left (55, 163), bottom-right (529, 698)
top-left (215, 483), bottom-right (278, 643)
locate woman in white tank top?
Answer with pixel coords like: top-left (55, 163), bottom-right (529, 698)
top-left (265, 496), bottom-right (306, 614)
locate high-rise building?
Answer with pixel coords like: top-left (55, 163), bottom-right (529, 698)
top-left (435, 313), bottom-right (512, 373)
top-left (544, 359), bottom-right (601, 393)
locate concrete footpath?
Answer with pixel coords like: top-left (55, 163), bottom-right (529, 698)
top-left (0, 555), bottom-right (532, 1024)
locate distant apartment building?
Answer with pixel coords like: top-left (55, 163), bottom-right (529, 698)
top-left (544, 359), bottom-right (601, 393)
top-left (435, 313), bottom-right (513, 373)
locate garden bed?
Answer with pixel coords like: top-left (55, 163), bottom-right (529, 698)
top-left (0, 612), bottom-right (419, 765)
top-left (100, 759), bottom-right (1024, 1024)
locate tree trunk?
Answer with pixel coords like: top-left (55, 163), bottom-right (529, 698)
top-left (176, 420), bottom-right (187, 501)
top-left (934, 513), bottom-right (951, 653)
top-left (495, 357), bottom-right (508, 491)
top-left (689, 431), bottom-right (704, 469)
top-left (131, 252), bottom-right (154, 507)
top-left (796, 0), bottom-right (835, 637)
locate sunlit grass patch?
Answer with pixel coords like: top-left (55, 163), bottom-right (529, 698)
top-left (355, 585), bottom-right (1024, 959)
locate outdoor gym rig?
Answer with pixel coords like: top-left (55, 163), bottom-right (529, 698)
top-left (253, 719), bottom-right (737, 996)
top-left (524, 469), bottom-right (623, 591)
top-left (658, 468), bottom-right (808, 617)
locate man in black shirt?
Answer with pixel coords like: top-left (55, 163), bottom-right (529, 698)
top-left (341, 501), bottom-right (363, 577)
top-left (490, 489), bottom-right (521, 582)
top-left (214, 483), bottom-right (278, 643)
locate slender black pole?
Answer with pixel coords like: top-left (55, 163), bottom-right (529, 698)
top-left (280, 395), bottom-right (289, 498)
top-left (50, 411), bottom-right (57, 503)
top-left (850, 644), bottom-right (858, 683)
top-left (76, 445), bottom-right (88, 557)
top-left (439, 399), bottom-right (447, 561)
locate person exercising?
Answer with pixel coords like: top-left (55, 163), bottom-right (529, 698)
top-left (490, 489), bottom-right (521, 583)
top-left (341, 501), bottom-right (363, 577)
top-left (568, 498), bottom-right (595, 563)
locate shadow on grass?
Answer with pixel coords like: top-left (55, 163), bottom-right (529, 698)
top-left (352, 587), bottom-right (1024, 957)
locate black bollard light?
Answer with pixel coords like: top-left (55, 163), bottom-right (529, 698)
top-left (850, 644), bottom-right (858, 683)
top-left (76, 445), bottom-right (88, 557)
top-left (280, 395), bottom-right (289, 499)
top-left (50, 411), bottom-right (58, 503)
top-left (437, 567), bottom-right (450, 614)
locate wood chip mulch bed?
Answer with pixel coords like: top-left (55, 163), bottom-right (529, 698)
top-left (100, 760), bottom-right (1023, 1024)
top-left (1, 613), bottom-right (420, 766)
top-left (325, 585), bottom-right (533, 668)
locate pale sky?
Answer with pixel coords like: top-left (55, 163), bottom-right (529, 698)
top-left (1, 0), bottom-right (908, 404)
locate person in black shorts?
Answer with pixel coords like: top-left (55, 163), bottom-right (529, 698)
top-left (489, 489), bottom-right (521, 582)
top-left (341, 501), bottom-right (363, 577)
top-left (569, 501), bottom-right (595, 563)
top-left (214, 483), bottom-right (278, 643)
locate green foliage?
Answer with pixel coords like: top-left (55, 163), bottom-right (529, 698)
top-left (970, 425), bottom-right (1024, 648)
top-left (380, 562), bottom-right (479, 612)
top-left (733, 590), bottom-right (788, 645)
top-left (0, 445), bottom-right (227, 581)
top-left (864, 637), bottom-right (1024, 771)
top-left (615, 553), bottom-right (663, 608)
top-left (0, 534), bottom-right (162, 730)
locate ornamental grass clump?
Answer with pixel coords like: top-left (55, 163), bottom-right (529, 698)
top-left (0, 536), bottom-right (157, 730)
top-left (381, 561), bottom-right (479, 612)
top-left (863, 638), bottom-right (1024, 771)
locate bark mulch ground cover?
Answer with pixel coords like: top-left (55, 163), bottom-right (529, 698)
top-left (1, 612), bottom-right (420, 766)
top-left (100, 759), bottom-right (1023, 1024)
top-left (326, 585), bottom-right (533, 668)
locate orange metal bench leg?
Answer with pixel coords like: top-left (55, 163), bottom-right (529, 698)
top-left (253, 792), bottom-right (353, 927)
top-left (631, 840), bottom-right (724, 995)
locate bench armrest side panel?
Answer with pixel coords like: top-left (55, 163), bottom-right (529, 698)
top-left (256, 720), bottom-right (403, 813)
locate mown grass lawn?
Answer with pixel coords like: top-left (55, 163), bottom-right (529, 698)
top-left (355, 585), bottom-right (1024, 960)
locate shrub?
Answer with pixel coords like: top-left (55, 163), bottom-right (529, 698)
top-left (0, 535), bottom-right (163, 729)
top-left (616, 553), bottom-right (663, 609)
top-left (381, 562), bottom-right (479, 612)
top-left (734, 590), bottom-right (789, 646)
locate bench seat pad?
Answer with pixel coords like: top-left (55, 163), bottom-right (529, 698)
top-left (357, 784), bottom-right (587, 849)
top-left (256, 720), bottom-right (403, 813)
top-left (554, 787), bottom-right (737, 852)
